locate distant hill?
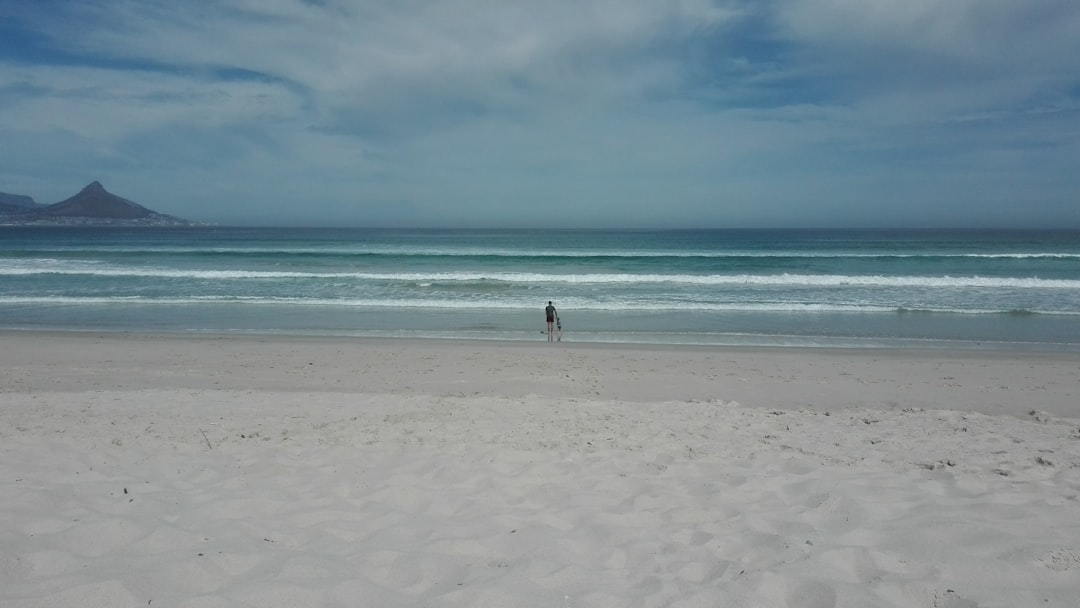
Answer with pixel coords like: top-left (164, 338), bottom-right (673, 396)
top-left (41, 181), bottom-right (161, 219)
top-left (0, 182), bottom-right (195, 226)
top-left (0, 191), bottom-right (43, 215)
top-left (0, 191), bottom-right (41, 208)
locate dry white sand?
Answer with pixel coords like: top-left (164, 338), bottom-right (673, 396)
top-left (2, 332), bottom-right (1079, 607)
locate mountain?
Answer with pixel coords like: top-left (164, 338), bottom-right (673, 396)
top-left (0, 182), bottom-right (195, 226)
top-left (0, 191), bottom-right (41, 208)
top-left (41, 181), bottom-right (160, 219)
top-left (0, 191), bottom-right (44, 215)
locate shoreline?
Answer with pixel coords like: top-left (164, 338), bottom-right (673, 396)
top-left (5, 314), bottom-right (1080, 354)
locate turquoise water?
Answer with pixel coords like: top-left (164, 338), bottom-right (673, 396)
top-left (2, 227), bottom-right (1079, 349)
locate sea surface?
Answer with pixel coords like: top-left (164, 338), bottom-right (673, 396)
top-left (2, 227), bottom-right (1080, 350)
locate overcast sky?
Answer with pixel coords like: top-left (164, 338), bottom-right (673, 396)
top-left (2, 0), bottom-right (1078, 228)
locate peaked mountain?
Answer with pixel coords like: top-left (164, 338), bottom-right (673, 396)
top-left (0, 181), bottom-right (195, 226)
top-left (41, 181), bottom-right (159, 219)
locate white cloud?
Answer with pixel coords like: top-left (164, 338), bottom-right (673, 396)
top-left (0, 62), bottom-right (303, 140)
top-left (1, 0), bottom-right (1078, 227)
top-left (772, 0), bottom-right (1080, 103)
top-left (775, 0), bottom-right (1080, 61)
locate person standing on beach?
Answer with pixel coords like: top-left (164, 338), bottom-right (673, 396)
top-left (545, 301), bottom-right (558, 341)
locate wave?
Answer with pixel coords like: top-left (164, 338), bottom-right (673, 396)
top-left (4, 264), bottom-right (1080, 289)
top-left (7, 246), bottom-right (1080, 260)
top-left (1, 295), bottom-right (1076, 316)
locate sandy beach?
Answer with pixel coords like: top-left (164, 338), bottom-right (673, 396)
top-left (2, 332), bottom-right (1079, 607)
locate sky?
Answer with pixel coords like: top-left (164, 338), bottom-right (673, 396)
top-left (1, 0), bottom-right (1079, 229)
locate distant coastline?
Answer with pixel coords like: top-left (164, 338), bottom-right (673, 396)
top-left (0, 215), bottom-right (201, 227)
top-left (0, 181), bottom-right (199, 227)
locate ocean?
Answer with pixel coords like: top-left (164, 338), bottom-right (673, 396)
top-left (2, 226), bottom-right (1079, 350)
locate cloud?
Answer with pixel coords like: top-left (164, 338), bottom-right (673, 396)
top-left (0, 63), bottom-right (302, 140)
top-left (1, 0), bottom-right (1078, 227)
top-left (23, 1), bottom-right (736, 106)
top-left (772, 0), bottom-right (1080, 111)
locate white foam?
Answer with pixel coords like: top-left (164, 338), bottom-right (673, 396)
top-left (8, 246), bottom-right (1080, 259)
top-left (1, 295), bottom-right (1075, 317)
top-left (4, 262), bottom-right (1079, 289)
